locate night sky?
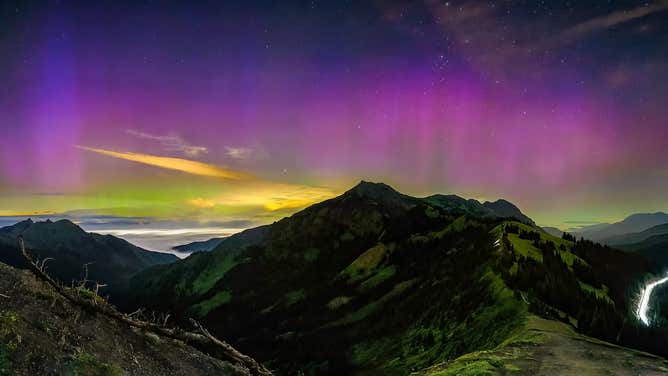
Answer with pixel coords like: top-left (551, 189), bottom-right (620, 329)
top-left (1, 1), bottom-right (667, 249)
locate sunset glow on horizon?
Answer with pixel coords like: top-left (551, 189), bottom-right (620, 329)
top-left (2, 1), bottom-right (668, 233)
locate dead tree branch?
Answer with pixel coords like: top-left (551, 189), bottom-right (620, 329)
top-left (17, 236), bottom-right (272, 376)
top-left (77, 262), bottom-right (93, 288)
top-left (34, 257), bottom-right (54, 273)
top-left (190, 318), bottom-right (271, 374)
top-left (0, 293), bottom-right (9, 298)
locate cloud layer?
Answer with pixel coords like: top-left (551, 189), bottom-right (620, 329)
top-left (127, 129), bottom-right (209, 157)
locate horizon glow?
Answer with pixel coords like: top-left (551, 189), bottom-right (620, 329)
top-left (1, 1), bottom-right (668, 230)
top-left (98, 227), bottom-right (243, 237)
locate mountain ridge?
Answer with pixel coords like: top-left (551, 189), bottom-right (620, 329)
top-left (0, 219), bottom-right (178, 293)
top-left (605, 222), bottom-right (668, 246)
top-left (126, 181), bottom-right (661, 374)
top-left (575, 212), bottom-right (668, 241)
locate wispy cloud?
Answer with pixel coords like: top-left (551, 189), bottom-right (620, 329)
top-left (225, 146), bottom-right (267, 160)
top-left (551, 1), bottom-right (668, 48)
top-left (563, 220), bottom-right (606, 225)
top-left (77, 146), bottom-right (254, 179)
top-left (126, 129), bottom-right (208, 157)
top-left (418, 0), bottom-right (668, 78)
top-left (78, 145), bottom-right (337, 213)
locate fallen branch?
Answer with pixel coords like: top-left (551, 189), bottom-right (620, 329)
top-left (18, 237), bottom-right (272, 376)
top-left (0, 293), bottom-right (9, 298)
top-left (190, 318), bottom-right (270, 374)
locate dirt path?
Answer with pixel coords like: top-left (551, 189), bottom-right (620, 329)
top-left (510, 317), bottom-right (668, 376)
top-left (415, 316), bottom-right (668, 375)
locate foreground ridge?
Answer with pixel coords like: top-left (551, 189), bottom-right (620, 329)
top-left (16, 237), bottom-right (272, 376)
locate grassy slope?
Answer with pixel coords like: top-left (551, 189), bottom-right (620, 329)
top-left (0, 262), bottom-right (246, 376)
top-left (494, 221), bottom-right (612, 304)
top-left (415, 315), bottom-right (668, 376)
top-left (131, 205), bottom-right (529, 374)
top-left (491, 221), bottom-right (582, 266)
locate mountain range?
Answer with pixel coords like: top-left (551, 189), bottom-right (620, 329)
top-left (605, 223), bottom-right (668, 268)
top-left (605, 222), bottom-right (668, 246)
top-left (123, 181), bottom-right (664, 374)
top-left (573, 212), bottom-right (668, 242)
top-left (567, 214), bottom-right (668, 268)
top-left (2, 182), bottom-right (668, 374)
top-left (0, 219), bottom-right (178, 292)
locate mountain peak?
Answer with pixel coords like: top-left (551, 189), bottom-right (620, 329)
top-left (52, 218), bottom-right (84, 230)
top-left (14, 218), bottom-right (34, 227)
top-left (346, 181), bottom-right (402, 199)
top-left (623, 212), bottom-right (668, 223)
top-left (482, 199), bottom-right (535, 225)
top-left (0, 218), bottom-right (34, 234)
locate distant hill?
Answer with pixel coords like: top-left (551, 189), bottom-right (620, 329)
top-left (126, 181), bottom-right (659, 374)
top-left (542, 226), bottom-right (564, 237)
top-left (575, 212), bottom-right (668, 241)
top-left (0, 219), bottom-right (178, 292)
top-left (604, 223), bottom-right (668, 246)
top-left (589, 221), bottom-right (668, 268)
top-left (173, 237), bottom-right (225, 253)
top-left (614, 232), bottom-right (668, 267)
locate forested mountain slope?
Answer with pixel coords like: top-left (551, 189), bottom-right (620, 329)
top-left (127, 182), bottom-right (663, 375)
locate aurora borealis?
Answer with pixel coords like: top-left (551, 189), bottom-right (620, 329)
top-left (1, 1), bottom-right (667, 250)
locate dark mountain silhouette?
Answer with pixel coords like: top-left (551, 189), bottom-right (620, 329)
top-left (173, 237), bottom-right (225, 253)
top-left (424, 194), bottom-right (535, 225)
top-left (576, 212), bottom-right (668, 241)
top-left (615, 233), bottom-right (668, 268)
top-left (125, 181), bottom-right (661, 375)
top-left (605, 222), bottom-right (668, 246)
top-left (423, 194), bottom-right (492, 217)
top-left (482, 198), bottom-right (536, 225)
top-left (0, 219), bottom-right (177, 291)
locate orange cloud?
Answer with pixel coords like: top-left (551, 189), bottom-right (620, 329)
top-left (185, 182), bottom-right (336, 212)
top-left (187, 197), bottom-right (217, 208)
top-left (78, 146), bottom-right (254, 180)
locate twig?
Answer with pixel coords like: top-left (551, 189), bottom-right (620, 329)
top-left (17, 236), bottom-right (272, 376)
top-left (37, 257), bottom-right (54, 273)
top-left (0, 293), bottom-right (9, 298)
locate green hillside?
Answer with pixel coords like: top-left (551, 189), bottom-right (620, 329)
top-left (126, 182), bottom-right (661, 375)
top-left (415, 316), bottom-right (668, 376)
